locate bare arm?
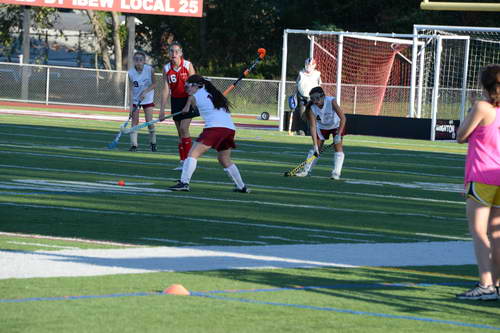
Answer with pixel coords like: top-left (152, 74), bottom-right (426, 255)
top-left (182, 95), bottom-right (196, 113)
top-left (159, 71), bottom-right (170, 121)
top-left (139, 68), bottom-right (157, 100)
top-left (306, 108), bottom-right (319, 151)
top-left (188, 62), bottom-right (196, 76)
top-left (457, 101), bottom-right (495, 143)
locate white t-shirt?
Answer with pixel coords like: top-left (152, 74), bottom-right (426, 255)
top-left (128, 64), bottom-right (154, 105)
top-left (297, 69), bottom-right (322, 98)
top-left (311, 96), bottom-right (340, 130)
top-left (193, 87), bottom-right (235, 130)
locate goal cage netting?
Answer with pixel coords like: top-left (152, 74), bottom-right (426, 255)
top-left (279, 30), bottom-right (415, 125)
top-left (413, 25), bottom-right (500, 140)
top-left (279, 26), bottom-right (500, 140)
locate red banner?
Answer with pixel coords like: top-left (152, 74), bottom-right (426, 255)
top-left (0, 0), bottom-right (203, 17)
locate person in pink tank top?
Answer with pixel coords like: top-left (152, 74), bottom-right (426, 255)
top-left (456, 64), bottom-right (500, 301)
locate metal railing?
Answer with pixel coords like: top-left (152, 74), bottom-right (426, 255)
top-left (0, 62), bottom-right (282, 117)
top-left (1, 62), bottom-right (466, 122)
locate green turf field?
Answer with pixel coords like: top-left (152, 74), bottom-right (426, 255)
top-left (0, 107), bottom-right (499, 332)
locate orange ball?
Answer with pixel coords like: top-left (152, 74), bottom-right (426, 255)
top-left (117, 180), bottom-right (125, 186)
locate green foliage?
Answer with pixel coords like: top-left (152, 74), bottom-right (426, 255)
top-left (0, 5), bottom-right (58, 60)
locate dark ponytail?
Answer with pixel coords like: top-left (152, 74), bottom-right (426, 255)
top-left (480, 64), bottom-right (500, 107)
top-left (186, 74), bottom-right (231, 112)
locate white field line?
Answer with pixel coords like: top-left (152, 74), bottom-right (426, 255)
top-left (0, 109), bottom-right (192, 126)
top-left (415, 233), bottom-right (472, 241)
top-left (140, 238), bottom-right (200, 246)
top-left (0, 146), bottom-right (466, 182)
top-left (0, 144), bottom-right (466, 176)
top-left (0, 231), bottom-right (138, 247)
top-left (307, 234), bottom-right (377, 243)
top-left (0, 202), bottom-right (421, 242)
top-left (203, 237), bottom-right (268, 245)
top-left (0, 152), bottom-right (464, 205)
top-left (0, 184), bottom-right (464, 222)
top-left (0, 241), bottom-right (475, 279)
top-left (6, 241), bottom-right (80, 250)
top-left (0, 163), bottom-right (464, 207)
top-left (258, 236), bottom-right (319, 244)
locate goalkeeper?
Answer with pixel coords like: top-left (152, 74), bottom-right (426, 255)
top-left (295, 86), bottom-right (346, 180)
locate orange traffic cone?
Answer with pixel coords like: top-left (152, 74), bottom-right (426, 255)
top-left (163, 284), bottom-right (190, 296)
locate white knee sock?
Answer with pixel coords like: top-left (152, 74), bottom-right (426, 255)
top-left (180, 157), bottom-right (197, 184)
top-left (130, 132), bottom-right (138, 146)
top-left (149, 127), bottom-right (156, 144)
top-left (224, 164), bottom-right (245, 189)
top-left (305, 149), bottom-right (319, 173)
top-left (333, 152), bottom-right (345, 175)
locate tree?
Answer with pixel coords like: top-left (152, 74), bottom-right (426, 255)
top-left (0, 5), bottom-right (58, 61)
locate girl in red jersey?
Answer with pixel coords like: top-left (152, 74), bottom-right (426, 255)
top-left (159, 42), bottom-right (196, 170)
top-left (167, 75), bottom-right (250, 193)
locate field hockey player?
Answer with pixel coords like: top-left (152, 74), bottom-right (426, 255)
top-left (296, 86), bottom-right (346, 179)
top-left (127, 51), bottom-right (157, 152)
top-left (165, 74), bottom-right (250, 193)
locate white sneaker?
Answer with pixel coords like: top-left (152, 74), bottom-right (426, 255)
top-left (173, 160), bottom-right (184, 171)
top-left (295, 170), bottom-right (309, 177)
top-left (331, 171), bottom-right (340, 180)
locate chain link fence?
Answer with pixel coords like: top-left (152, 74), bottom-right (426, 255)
top-left (0, 61), bottom-right (418, 119)
top-left (0, 62), bottom-right (283, 117)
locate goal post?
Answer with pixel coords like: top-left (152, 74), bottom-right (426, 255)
top-left (280, 26), bottom-right (500, 141)
top-left (279, 29), bottom-right (421, 131)
top-left (413, 25), bottom-right (500, 140)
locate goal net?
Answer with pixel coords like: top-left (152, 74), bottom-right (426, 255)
top-left (279, 30), bottom-right (415, 130)
top-left (414, 25), bottom-right (500, 118)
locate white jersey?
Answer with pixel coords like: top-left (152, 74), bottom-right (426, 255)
top-left (128, 64), bottom-right (154, 105)
top-left (311, 96), bottom-right (340, 130)
top-left (193, 87), bottom-right (235, 130)
top-left (297, 69), bottom-right (321, 98)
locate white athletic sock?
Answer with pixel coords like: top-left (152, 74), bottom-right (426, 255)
top-left (149, 128), bottom-right (156, 144)
top-left (333, 152), bottom-right (345, 175)
top-left (224, 164), bottom-right (245, 189)
top-left (130, 132), bottom-right (138, 146)
top-left (304, 149), bottom-right (319, 173)
top-left (180, 157), bottom-right (197, 184)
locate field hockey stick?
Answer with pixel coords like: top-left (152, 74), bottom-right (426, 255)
top-left (107, 102), bottom-right (141, 149)
top-left (283, 144), bottom-right (334, 177)
top-left (223, 48), bottom-right (266, 96)
top-left (121, 110), bottom-right (184, 134)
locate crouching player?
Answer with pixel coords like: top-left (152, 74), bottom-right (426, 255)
top-left (162, 74), bottom-right (250, 193)
top-left (296, 86), bottom-right (346, 179)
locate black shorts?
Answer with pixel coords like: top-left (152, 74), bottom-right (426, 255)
top-left (171, 97), bottom-right (200, 121)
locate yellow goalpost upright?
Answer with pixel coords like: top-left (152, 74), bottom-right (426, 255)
top-left (420, 0), bottom-right (500, 12)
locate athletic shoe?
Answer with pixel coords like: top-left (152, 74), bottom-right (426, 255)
top-left (331, 171), bottom-right (340, 180)
top-left (168, 181), bottom-right (190, 191)
top-left (173, 160), bottom-right (184, 171)
top-left (150, 143), bottom-right (157, 152)
top-left (456, 284), bottom-right (498, 300)
top-left (233, 186), bottom-right (251, 193)
top-left (294, 170), bottom-right (309, 177)
top-left (128, 145), bottom-right (138, 152)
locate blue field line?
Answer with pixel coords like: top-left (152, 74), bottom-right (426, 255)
top-left (199, 281), bottom-right (474, 294)
top-left (0, 281), bottom-right (474, 304)
top-left (191, 292), bottom-right (500, 331)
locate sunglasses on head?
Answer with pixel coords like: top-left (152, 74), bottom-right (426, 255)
top-left (310, 92), bottom-right (324, 102)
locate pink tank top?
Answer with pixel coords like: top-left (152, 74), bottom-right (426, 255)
top-left (464, 107), bottom-right (500, 186)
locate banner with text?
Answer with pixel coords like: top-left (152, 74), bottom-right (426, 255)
top-left (0, 0), bottom-right (202, 17)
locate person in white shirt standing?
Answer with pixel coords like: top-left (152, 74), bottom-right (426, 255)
top-left (165, 74), bottom-right (250, 193)
top-left (127, 51), bottom-right (157, 152)
top-left (290, 58), bottom-right (322, 136)
top-left (296, 86), bottom-right (346, 179)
